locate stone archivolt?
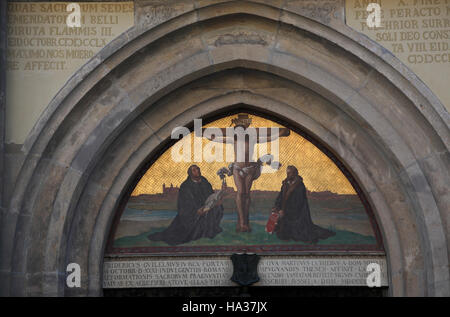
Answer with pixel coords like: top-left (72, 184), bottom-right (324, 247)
top-left (0, 1), bottom-right (448, 297)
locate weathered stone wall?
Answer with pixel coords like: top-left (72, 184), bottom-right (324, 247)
top-left (0, 0), bottom-right (448, 296)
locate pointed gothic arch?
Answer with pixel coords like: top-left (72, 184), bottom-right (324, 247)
top-left (1, 3), bottom-right (448, 296)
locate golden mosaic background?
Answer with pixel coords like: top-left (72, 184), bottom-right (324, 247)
top-left (132, 114), bottom-right (356, 195)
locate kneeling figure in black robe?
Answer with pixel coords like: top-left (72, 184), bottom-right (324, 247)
top-left (273, 166), bottom-right (335, 243)
top-left (148, 165), bottom-right (224, 245)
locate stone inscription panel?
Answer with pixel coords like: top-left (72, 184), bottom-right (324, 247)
top-left (103, 256), bottom-right (388, 288)
top-left (346, 0), bottom-right (450, 111)
top-left (6, 2), bottom-right (134, 144)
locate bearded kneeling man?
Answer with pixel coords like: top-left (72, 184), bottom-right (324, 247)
top-left (272, 165), bottom-right (336, 243)
top-left (148, 165), bottom-right (224, 245)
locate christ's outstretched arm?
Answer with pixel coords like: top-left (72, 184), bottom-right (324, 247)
top-left (204, 135), bottom-right (234, 144)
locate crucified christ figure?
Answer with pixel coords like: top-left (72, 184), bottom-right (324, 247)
top-left (203, 114), bottom-right (290, 232)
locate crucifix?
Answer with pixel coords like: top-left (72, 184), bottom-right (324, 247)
top-left (202, 114), bottom-right (290, 232)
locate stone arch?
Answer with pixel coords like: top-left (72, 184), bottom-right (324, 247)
top-left (1, 2), bottom-right (448, 296)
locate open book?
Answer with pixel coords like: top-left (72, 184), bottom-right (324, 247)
top-left (265, 212), bottom-right (280, 234)
top-left (202, 189), bottom-right (224, 212)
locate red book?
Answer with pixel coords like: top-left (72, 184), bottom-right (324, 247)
top-left (265, 212), bottom-right (280, 234)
